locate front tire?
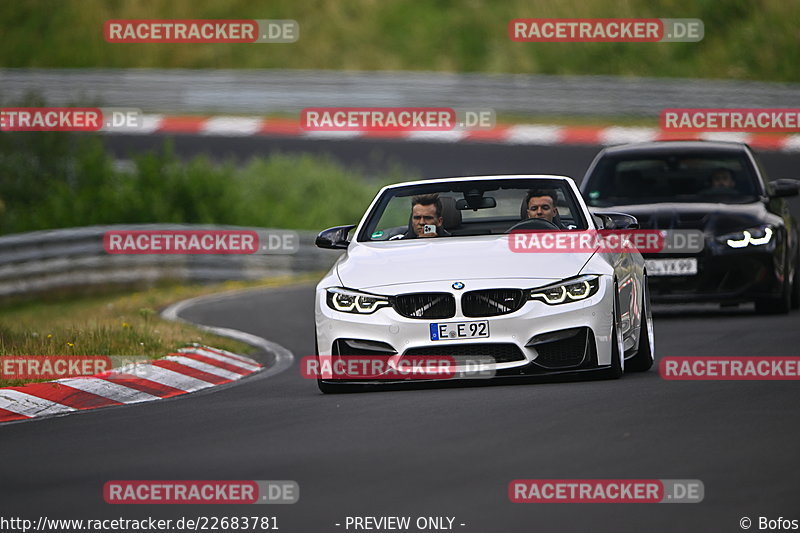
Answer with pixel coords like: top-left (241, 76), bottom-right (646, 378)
top-left (755, 258), bottom-right (792, 314)
top-left (602, 284), bottom-right (624, 379)
top-left (626, 276), bottom-right (655, 372)
top-left (791, 252), bottom-right (800, 310)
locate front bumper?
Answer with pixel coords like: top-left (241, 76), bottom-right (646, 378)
top-left (314, 277), bottom-right (615, 382)
top-left (646, 245), bottom-right (785, 304)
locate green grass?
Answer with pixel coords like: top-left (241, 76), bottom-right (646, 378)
top-left (0, 273), bottom-right (320, 387)
top-left (0, 0), bottom-right (797, 81)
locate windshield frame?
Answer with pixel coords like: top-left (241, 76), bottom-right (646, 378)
top-left (356, 177), bottom-right (589, 242)
top-left (583, 150), bottom-right (762, 206)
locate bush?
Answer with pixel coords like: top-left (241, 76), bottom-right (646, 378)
top-left (0, 133), bottom-right (411, 234)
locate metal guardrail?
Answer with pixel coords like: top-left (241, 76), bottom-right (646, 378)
top-left (0, 225), bottom-right (340, 297)
top-left (2, 69), bottom-right (799, 117)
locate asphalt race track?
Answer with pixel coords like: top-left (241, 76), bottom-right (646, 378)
top-left (2, 139), bottom-right (800, 533)
top-left (103, 133), bottom-right (800, 185)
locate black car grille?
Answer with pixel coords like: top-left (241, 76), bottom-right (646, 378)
top-left (533, 328), bottom-right (592, 369)
top-left (393, 293), bottom-right (456, 319)
top-left (461, 289), bottom-right (526, 317)
top-left (404, 343), bottom-right (525, 363)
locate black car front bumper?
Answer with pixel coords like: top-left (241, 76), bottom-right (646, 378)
top-left (646, 246), bottom-right (786, 304)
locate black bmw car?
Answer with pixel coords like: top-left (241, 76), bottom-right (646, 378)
top-left (581, 141), bottom-right (800, 313)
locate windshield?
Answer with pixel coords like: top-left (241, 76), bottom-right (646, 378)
top-left (358, 178), bottom-right (588, 242)
top-left (584, 152), bottom-right (761, 206)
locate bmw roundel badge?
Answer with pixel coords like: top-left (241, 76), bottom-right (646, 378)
top-left (452, 282), bottom-right (465, 290)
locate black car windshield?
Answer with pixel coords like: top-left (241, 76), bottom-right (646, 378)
top-left (584, 152), bottom-right (761, 206)
top-left (358, 178), bottom-right (588, 242)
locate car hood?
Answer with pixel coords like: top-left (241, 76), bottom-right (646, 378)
top-left (336, 235), bottom-right (597, 290)
top-left (601, 202), bottom-right (772, 234)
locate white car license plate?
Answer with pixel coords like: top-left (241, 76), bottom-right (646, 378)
top-left (645, 258), bottom-right (698, 276)
top-left (430, 320), bottom-right (489, 341)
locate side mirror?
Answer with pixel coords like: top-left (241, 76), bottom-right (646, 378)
top-left (770, 178), bottom-right (800, 198)
top-left (315, 225), bottom-right (356, 249)
top-left (593, 212), bottom-right (639, 230)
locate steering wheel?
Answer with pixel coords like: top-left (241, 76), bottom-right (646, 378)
top-left (507, 218), bottom-right (560, 232)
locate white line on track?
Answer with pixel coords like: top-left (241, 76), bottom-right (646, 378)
top-left (161, 286), bottom-right (296, 380)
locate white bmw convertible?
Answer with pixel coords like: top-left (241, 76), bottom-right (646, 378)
top-left (314, 175), bottom-right (654, 392)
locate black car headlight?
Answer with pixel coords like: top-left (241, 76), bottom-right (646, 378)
top-left (528, 275), bottom-right (601, 305)
top-left (717, 225), bottom-right (774, 248)
top-left (326, 287), bottom-right (391, 314)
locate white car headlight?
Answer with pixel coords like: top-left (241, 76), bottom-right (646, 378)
top-left (528, 275), bottom-right (600, 305)
top-left (718, 225), bottom-right (773, 248)
top-left (326, 287), bottom-right (391, 314)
